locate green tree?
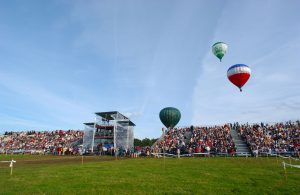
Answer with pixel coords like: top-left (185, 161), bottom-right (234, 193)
top-left (134, 138), bottom-right (158, 147)
top-left (134, 138), bottom-right (142, 146)
top-left (141, 138), bottom-right (151, 146)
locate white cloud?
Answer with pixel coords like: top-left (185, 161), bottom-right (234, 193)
top-left (123, 112), bottom-right (143, 118)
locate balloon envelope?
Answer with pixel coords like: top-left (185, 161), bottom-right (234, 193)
top-left (212, 42), bottom-right (228, 61)
top-left (227, 64), bottom-right (251, 91)
top-left (159, 107), bottom-right (181, 129)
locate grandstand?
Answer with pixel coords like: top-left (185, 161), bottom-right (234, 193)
top-left (152, 121), bottom-right (300, 158)
top-left (0, 120), bottom-right (299, 158)
top-left (0, 130), bottom-right (83, 155)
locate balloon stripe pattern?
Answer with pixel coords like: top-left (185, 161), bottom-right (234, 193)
top-left (227, 64), bottom-right (251, 91)
top-left (159, 107), bottom-right (181, 129)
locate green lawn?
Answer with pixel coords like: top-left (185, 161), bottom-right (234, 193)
top-left (0, 155), bottom-right (299, 194)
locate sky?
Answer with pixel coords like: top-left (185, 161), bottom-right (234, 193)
top-left (0, 0), bottom-right (300, 138)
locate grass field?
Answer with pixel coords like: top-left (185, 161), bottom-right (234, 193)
top-left (0, 155), bottom-right (299, 194)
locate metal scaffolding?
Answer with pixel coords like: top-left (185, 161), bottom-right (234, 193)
top-left (82, 111), bottom-right (135, 156)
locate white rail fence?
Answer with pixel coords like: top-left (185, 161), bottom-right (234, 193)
top-left (0, 159), bottom-right (16, 176)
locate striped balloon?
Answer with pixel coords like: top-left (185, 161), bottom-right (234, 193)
top-left (227, 64), bottom-right (251, 92)
top-left (159, 107), bottom-right (181, 129)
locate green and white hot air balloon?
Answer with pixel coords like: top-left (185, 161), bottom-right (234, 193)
top-left (212, 42), bottom-right (228, 62)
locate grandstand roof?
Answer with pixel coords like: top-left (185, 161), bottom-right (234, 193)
top-left (117, 120), bottom-right (136, 126)
top-left (83, 122), bottom-right (95, 127)
top-left (95, 111), bottom-right (128, 120)
top-left (84, 111), bottom-right (136, 126)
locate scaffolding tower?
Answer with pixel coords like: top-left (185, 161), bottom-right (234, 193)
top-left (82, 111), bottom-right (135, 156)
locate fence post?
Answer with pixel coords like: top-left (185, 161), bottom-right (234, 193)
top-left (282, 162), bottom-right (287, 180)
top-left (10, 161), bottom-right (13, 176)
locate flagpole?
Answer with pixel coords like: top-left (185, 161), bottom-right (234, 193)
top-left (10, 162), bottom-right (13, 176)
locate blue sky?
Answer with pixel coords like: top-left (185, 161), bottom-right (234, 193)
top-left (0, 0), bottom-right (299, 138)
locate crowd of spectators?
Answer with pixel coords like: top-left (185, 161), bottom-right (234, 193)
top-left (236, 121), bottom-right (300, 156)
top-left (0, 130), bottom-right (83, 155)
top-left (1, 120), bottom-right (299, 157)
top-left (154, 124), bottom-right (236, 155)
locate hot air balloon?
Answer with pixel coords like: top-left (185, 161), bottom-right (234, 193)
top-left (227, 64), bottom-right (251, 92)
top-left (212, 42), bottom-right (228, 62)
top-left (159, 107), bottom-right (181, 129)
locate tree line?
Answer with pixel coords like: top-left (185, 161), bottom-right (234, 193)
top-left (134, 138), bottom-right (158, 147)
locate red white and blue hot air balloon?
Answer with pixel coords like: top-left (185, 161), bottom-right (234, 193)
top-left (227, 64), bottom-right (251, 92)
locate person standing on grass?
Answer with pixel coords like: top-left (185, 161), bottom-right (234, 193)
top-left (254, 147), bottom-right (258, 157)
top-left (97, 143), bottom-right (102, 156)
top-left (177, 147), bottom-right (180, 158)
top-left (206, 146), bottom-right (210, 157)
top-left (57, 146), bottom-right (61, 155)
top-left (230, 148), bottom-right (235, 156)
top-left (146, 147), bottom-right (150, 157)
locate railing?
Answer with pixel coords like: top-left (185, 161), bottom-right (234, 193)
top-left (151, 152), bottom-right (210, 157)
top-left (150, 152), bottom-right (253, 157)
top-left (259, 151), bottom-right (299, 157)
top-left (0, 160), bottom-right (16, 175)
